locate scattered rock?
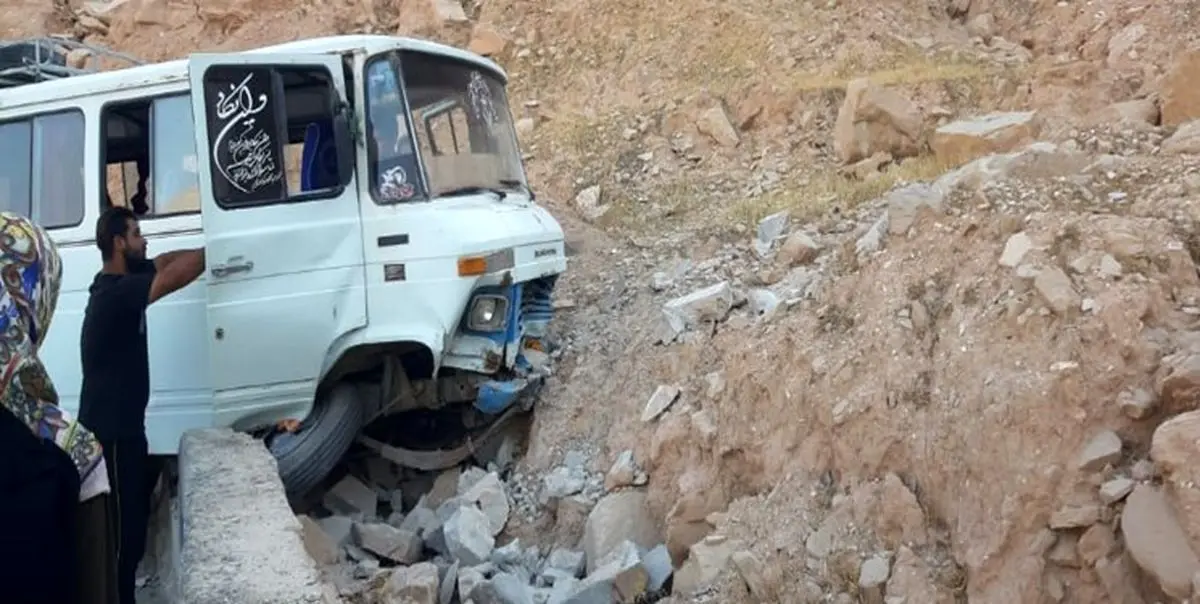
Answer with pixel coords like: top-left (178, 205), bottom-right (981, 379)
top-left (1122, 484), bottom-right (1200, 599)
top-left (1151, 410), bottom-right (1200, 549)
top-left (858, 554), bottom-right (890, 602)
top-left (324, 475), bottom-right (378, 520)
top-left (833, 78), bottom-right (923, 164)
top-left (930, 111), bottom-right (1041, 165)
top-left (1048, 504), bottom-right (1102, 529)
top-left (641, 385), bottom-right (681, 423)
top-left (583, 491), bottom-right (659, 573)
top-left (467, 24), bottom-right (507, 56)
top-left (674, 536), bottom-right (740, 595)
top-left (661, 282), bottom-right (735, 337)
top-left (354, 522), bottom-right (423, 564)
top-left (1161, 50), bottom-right (1200, 127)
top-left (461, 471), bottom-right (511, 537)
top-left (604, 450), bottom-right (639, 491)
top-left (1099, 478), bottom-right (1135, 504)
top-left (573, 186), bottom-right (607, 222)
top-left (471, 572), bottom-right (535, 604)
top-left (444, 505), bottom-right (496, 566)
top-left (386, 562), bottom-right (440, 604)
top-left (999, 232), bottom-right (1033, 267)
top-left (1077, 523), bottom-right (1118, 567)
top-left (1034, 266), bottom-right (1081, 317)
top-left (298, 515), bottom-right (341, 566)
top-left (730, 550), bottom-right (776, 601)
top-left (1096, 98), bottom-right (1160, 126)
top-left (777, 231), bottom-right (821, 266)
top-left (1118, 388), bottom-right (1156, 419)
top-left (885, 183), bottom-right (943, 236)
top-left (1163, 120), bottom-right (1200, 155)
top-left (695, 105), bottom-right (739, 147)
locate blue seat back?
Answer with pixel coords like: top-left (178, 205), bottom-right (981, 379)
top-left (300, 120), bottom-right (339, 192)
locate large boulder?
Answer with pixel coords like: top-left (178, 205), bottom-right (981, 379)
top-left (833, 78), bottom-right (923, 165)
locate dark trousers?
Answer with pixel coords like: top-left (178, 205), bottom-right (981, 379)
top-left (78, 493), bottom-right (118, 604)
top-left (100, 434), bottom-right (161, 604)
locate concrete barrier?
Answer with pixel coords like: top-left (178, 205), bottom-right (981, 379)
top-left (167, 428), bottom-right (330, 604)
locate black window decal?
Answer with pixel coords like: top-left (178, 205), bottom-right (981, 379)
top-left (203, 67), bottom-right (286, 205)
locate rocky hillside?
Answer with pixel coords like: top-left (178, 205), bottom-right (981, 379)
top-left (11, 0), bottom-right (1200, 602)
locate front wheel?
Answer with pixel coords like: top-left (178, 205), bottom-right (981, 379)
top-left (268, 383), bottom-right (365, 499)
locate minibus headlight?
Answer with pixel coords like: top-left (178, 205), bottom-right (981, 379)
top-left (467, 295), bottom-right (508, 331)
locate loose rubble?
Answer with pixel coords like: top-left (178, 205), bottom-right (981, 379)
top-left (299, 447), bottom-right (676, 604)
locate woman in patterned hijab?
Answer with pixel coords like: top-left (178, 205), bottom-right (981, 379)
top-left (0, 212), bottom-right (115, 604)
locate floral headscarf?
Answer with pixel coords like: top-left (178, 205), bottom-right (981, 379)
top-left (0, 212), bottom-right (104, 485)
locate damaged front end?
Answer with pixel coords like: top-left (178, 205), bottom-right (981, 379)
top-left (357, 275), bottom-right (559, 471)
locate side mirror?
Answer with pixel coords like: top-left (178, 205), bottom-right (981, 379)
top-left (332, 106), bottom-right (355, 187)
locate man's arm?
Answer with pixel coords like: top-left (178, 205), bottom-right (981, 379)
top-left (148, 248), bottom-right (205, 305)
top-left (152, 248), bottom-right (202, 272)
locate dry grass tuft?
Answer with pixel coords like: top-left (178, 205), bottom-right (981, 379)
top-left (727, 154), bottom-right (953, 225)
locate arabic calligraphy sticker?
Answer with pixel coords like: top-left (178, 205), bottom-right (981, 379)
top-left (467, 70), bottom-right (498, 126)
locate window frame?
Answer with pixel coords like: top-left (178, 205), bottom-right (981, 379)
top-left (198, 63), bottom-right (351, 211)
top-left (0, 108), bottom-right (88, 231)
top-left (364, 52), bottom-right (430, 206)
top-left (98, 92), bottom-right (204, 221)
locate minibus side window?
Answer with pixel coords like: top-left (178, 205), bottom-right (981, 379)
top-left (102, 94), bottom-right (202, 218)
top-left (0, 110), bottom-right (85, 229)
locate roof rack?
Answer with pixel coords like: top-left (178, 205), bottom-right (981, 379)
top-left (0, 36), bottom-right (144, 90)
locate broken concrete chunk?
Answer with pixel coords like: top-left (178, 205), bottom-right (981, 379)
top-left (545, 548), bottom-right (586, 579)
top-left (386, 561), bottom-right (440, 604)
top-left (577, 541), bottom-right (649, 603)
top-left (471, 571), bottom-right (536, 604)
top-left (458, 566), bottom-right (486, 601)
top-left (462, 471), bottom-right (511, 537)
top-left (427, 468), bottom-right (461, 508)
top-left (324, 475), bottom-right (378, 519)
top-left (315, 514), bottom-right (355, 548)
top-left (354, 522), bottom-right (424, 564)
top-left (542, 465), bottom-right (587, 504)
top-left (1078, 430), bottom-right (1123, 472)
top-left (641, 385), bottom-right (681, 422)
top-left (398, 505), bottom-right (440, 537)
top-left (444, 505), bottom-right (496, 566)
top-left (642, 544), bottom-right (674, 592)
top-left (583, 491), bottom-right (660, 573)
top-left (458, 466), bottom-right (490, 495)
top-left (439, 561), bottom-right (459, 604)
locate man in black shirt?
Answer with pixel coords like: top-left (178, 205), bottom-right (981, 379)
top-left (79, 206), bottom-right (205, 604)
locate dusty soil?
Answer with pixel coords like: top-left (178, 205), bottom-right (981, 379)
top-left (13, 0), bottom-right (1200, 601)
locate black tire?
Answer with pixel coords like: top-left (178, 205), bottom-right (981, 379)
top-left (268, 383), bottom-right (365, 499)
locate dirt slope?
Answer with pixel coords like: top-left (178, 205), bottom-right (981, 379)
top-left (11, 0), bottom-right (1200, 602)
